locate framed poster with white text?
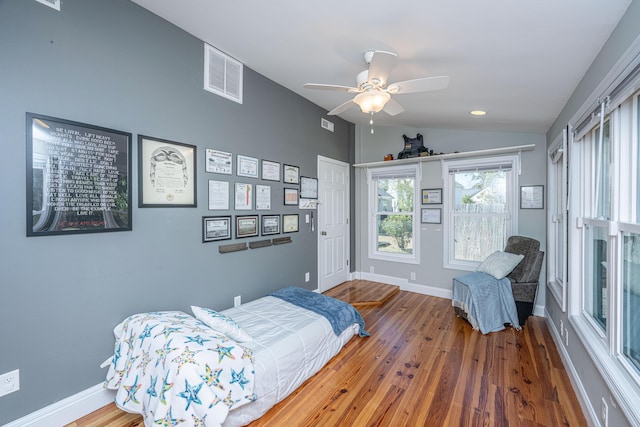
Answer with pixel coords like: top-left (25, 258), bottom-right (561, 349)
top-left (26, 112), bottom-right (132, 236)
top-left (138, 135), bottom-right (196, 207)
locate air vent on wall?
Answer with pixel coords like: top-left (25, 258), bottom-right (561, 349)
top-left (321, 118), bottom-right (334, 132)
top-left (34, 0), bottom-right (60, 10)
top-left (204, 43), bottom-right (243, 104)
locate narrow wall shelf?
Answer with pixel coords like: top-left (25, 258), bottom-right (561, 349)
top-left (353, 143), bottom-right (536, 168)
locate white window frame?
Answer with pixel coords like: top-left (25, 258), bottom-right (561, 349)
top-left (547, 129), bottom-right (568, 311)
top-left (569, 90), bottom-right (640, 425)
top-left (442, 155), bottom-right (519, 270)
top-left (367, 163), bottom-right (421, 264)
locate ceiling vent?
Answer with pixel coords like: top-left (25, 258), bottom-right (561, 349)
top-left (204, 43), bottom-right (243, 104)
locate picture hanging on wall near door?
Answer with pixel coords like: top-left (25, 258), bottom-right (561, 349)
top-left (26, 112), bottom-right (132, 236)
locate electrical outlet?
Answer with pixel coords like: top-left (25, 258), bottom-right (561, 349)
top-left (305, 272), bottom-right (310, 282)
top-left (234, 295), bottom-right (241, 307)
top-left (410, 272), bottom-right (416, 281)
top-left (0, 369), bottom-right (19, 397)
top-left (369, 266), bottom-right (374, 273)
top-left (601, 397), bottom-right (608, 427)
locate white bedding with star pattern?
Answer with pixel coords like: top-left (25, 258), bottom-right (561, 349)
top-left (105, 311), bottom-right (256, 427)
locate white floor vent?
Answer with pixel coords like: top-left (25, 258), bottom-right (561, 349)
top-left (321, 118), bottom-right (334, 132)
top-left (204, 43), bottom-right (243, 104)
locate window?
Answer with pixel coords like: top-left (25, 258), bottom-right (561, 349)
top-left (443, 156), bottom-right (519, 269)
top-left (570, 89), bottom-right (640, 423)
top-left (547, 130), bottom-right (568, 310)
top-left (367, 164), bottom-right (420, 264)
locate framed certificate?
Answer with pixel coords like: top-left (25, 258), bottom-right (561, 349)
top-left (261, 214), bottom-right (280, 235)
top-left (236, 215), bottom-right (259, 238)
top-left (205, 149), bottom-right (232, 174)
top-left (300, 176), bottom-right (318, 199)
top-left (422, 188), bottom-right (442, 204)
top-left (236, 155), bottom-right (259, 178)
top-left (202, 216), bottom-right (231, 242)
top-left (520, 185), bottom-right (544, 209)
top-left (284, 188), bottom-right (298, 206)
top-left (255, 184), bottom-right (271, 210)
top-left (139, 135), bottom-right (197, 208)
top-left (234, 183), bottom-right (252, 210)
top-left (283, 164), bottom-right (300, 184)
top-left (421, 208), bottom-right (442, 224)
top-left (283, 214), bottom-right (299, 233)
top-left (208, 180), bottom-right (229, 210)
top-left (261, 160), bottom-right (281, 181)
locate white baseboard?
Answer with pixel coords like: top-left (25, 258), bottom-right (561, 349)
top-left (4, 384), bottom-right (114, 427)
top-left (353, 271), bottom-right (453, 300)
top-left (543, 310), bottom-right (599, 427)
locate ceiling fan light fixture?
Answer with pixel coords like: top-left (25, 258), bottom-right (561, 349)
top-left (354, 91), bottom-right (391, 114)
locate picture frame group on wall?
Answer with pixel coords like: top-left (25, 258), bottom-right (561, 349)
top-left (139, 135), bottom-right (197, 208)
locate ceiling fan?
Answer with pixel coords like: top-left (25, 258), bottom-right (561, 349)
top-left (303, 50), bottom-right (449, 118)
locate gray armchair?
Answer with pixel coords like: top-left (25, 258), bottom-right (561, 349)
top-left (454, 236), bottom-right (544, 327)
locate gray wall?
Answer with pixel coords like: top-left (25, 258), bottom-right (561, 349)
top-left (544, 1), bottom-right (639, 426)
top-left (0, 0), bottom-right (352, 423)
top-left (353, 126), bottom-right (547, 303)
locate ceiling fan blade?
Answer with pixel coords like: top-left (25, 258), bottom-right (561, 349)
top-left (383, 98), bottom-right (405, 116)
top-left (327, 99), bottom-right (356, 116)
top-left (367, 51), bottom-right (397, 87)
top-left (303, 83), bottom-right (359, 93)
top-left (387, 76), bottom-right (449, 94)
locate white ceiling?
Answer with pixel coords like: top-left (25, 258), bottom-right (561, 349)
top-left (131, 0), bottom-right (631, 134)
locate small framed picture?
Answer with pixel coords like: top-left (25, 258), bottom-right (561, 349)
top-left (284, 188), bottom-right (298, 205)
top-left (205, 149), bottom-right (232, 174)
top-left (421, 208), bottom-right (442, 224)
top-left (283, 164), bottom-right (300, 184)
top-left (300, 176), bottom-right (318, 199)
top-left (202, 216), bottom-right (232, 242)
top-left (422, 188), bottom-right (442, 204)
top-left (234, 183), bottom-right (253, 210)
top-left (261, 160), bottom-right (281, 182)
top-left (261, 215), bottom-right (280, 236)
top-left (236, 215), bottom-right (259, 238)
top-left (236, 155), bottom-right (259, 178)
top-left (283, 214), bottom-right (299, 233)
top-left (520, 185), bottom-right (544, 209)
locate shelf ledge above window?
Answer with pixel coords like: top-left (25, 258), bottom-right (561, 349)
top-left (353, 144), bottom-right (535, 168)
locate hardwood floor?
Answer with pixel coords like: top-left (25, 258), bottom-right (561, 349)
top-left (68, 283), bottom-right (586, 426)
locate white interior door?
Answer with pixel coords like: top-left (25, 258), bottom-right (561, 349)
top-left (317, 156), bottom-right (350, 292)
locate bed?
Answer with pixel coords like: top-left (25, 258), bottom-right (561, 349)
top-left (104, 287), bottom-right (368, 427)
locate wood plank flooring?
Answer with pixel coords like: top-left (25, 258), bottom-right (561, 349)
top-left (67, 282), bottom-right (586, 426)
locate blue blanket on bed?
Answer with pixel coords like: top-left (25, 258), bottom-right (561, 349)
top-left (270, 287), bottom-right (370, 337)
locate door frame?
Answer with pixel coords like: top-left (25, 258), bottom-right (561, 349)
top-left (317, 155), bottom-right (350, 292)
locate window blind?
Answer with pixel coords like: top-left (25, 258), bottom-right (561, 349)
top-left (447, 161), bottom-right (513, 174)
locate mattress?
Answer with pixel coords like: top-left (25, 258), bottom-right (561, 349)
top-left (221, 296), bottom-right (359, 426)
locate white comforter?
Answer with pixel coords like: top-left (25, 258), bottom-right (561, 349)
top-left (221, 296), bottom-right (360, 426)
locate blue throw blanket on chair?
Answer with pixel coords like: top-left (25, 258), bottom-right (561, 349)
top-left (452, 272), bottom-right (521, 334)
top-left (270, 286), bottom-right (370, 337)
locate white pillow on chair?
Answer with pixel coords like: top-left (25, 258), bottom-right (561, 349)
top-left (477, 251), bottom-right (524, 280)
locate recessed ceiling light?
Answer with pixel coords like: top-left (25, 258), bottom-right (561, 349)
top-left (470, 110), bottom-right (487, 116)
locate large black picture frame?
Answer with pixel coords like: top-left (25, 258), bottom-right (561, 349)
top-left (26, 113), bottom-right (132, 237)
